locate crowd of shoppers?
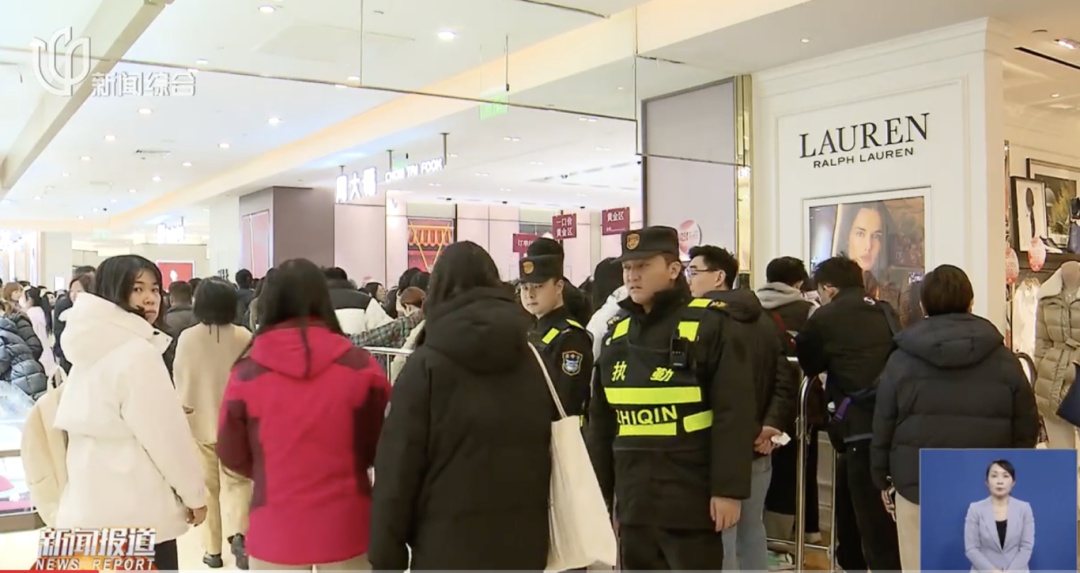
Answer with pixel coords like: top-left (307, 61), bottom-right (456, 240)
top-left (12, 225), bottom-right (1059, 572)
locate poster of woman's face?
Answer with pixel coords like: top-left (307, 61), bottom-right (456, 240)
top-left (808, 193), bottom-right (926, 309)
top-left (1010, 177), bottom-right (1049, 252)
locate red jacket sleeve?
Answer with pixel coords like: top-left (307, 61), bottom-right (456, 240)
top-left (355, 364), bottom-right (392, 470)
top-left (217, 371), bottom-right (253, 478)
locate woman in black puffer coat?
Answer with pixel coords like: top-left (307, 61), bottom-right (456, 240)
top-left (0, 303), bottom-right (47, 400)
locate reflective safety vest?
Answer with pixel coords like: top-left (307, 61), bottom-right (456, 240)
top-left (531, 317), bottom-right (587, 352)
top-left (598, 298), bottom-right (725, 439)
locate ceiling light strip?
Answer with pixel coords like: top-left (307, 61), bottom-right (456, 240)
top-left (505, 0), bottom-right (608, 18)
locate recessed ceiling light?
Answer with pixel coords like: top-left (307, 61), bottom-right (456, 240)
top-left (531, 161), bottom-right (544, 165)
top-left (80, 156), bottom-right (91, 161)
top-left (61, 172), bottom-right (69, 177)
top-left (187, 68), bottom-right (198, 74)
top-left (1055, 39), bottom-right (1078, 50)
top-left (335, 84), bottom-right (347, 89)
top-left (1051, 93), bottom-right (1061, 98)
top-left (500, 188), bottom-right (512, 192)
top-left (33, 196), bottom-right (40, 201)
top-left (129, 188), bottom-right (137, 193)
top-left (78, 215), bottom-right (84, 220)
top-left (429, 183), bottom-right (442, 187)
top-left (46, 186), bottom-right (54, 191)
top-left (218, 142), bottom-right (230, 149)
top-left (104, 134), bottom-right (116, 142)
top-left (475, 172), bottom-right (489, 177)
top-left (92, 208), bottom-right (99, 213)
top-left (137, 107), bottom-right (152, 115)
top-left (182, 161), bottom-right (192, 167)
top-left (259, 5), bottom-right (275, 13)
top-left (449, 153), bottom-right (459, 158)
top-left (616, 86), bottom-right (625, 91)
top-left (801, 38), bottom-right (811, 43)
top-left (110, 198), bottom-right (117, 203)
top-left (596, 146), bottom-right (611, 151)
top-left (437, 30), bottom-right (457, 41)
top-left (152, 175), bottom-right (162, 182)
top-left (268, 116), bottom-right (282, 125)
top-left (347, 75), bottom-right (360, 82)
top-left (196, 58), bottom-right (209, 65)
top-left (503, 136), bottom-right (521, 142)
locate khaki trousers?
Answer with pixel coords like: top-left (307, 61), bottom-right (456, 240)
top-left (895, 494), bottom-right (920, 571)
top-left (250, 555), bottom-right (371, 571)
top-left (197, 442), bottom-right (253, 555)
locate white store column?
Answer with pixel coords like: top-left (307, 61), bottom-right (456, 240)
top-left (207, 195), bottom-right (241, 280)
top-left (39, 232), bottom-right (73, 291)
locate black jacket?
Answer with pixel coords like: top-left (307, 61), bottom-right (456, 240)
top-left (532, 305), bottom-right (593, 417)
top-left (796, 288), bottom-right (897, 442)
top-left (327, 279), bottom-right (375, 310)
top-left (586, 286), bottom-right (758, 529)
top-left (870, 313), bottom-right (1040, 502)
top-left (53, 294), bottom-right (73, 372)
top-left (369, 287), bottom-right (552, 572)
top-left (0, 315), bottom-right (47, 399)
top-left (234, 287), bottom-right (256, 326)
top-left (707, 288), bottom-right (798, 435)
top-left (163, 305), bottom-right (198, 337)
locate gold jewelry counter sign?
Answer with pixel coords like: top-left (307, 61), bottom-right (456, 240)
top-left (407, 217), bottom-right (455, 271)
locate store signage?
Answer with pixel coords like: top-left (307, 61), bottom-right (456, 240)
top-left (798, 112), bottom-right (929, 169)
top-left (601, 207), bottom-right (630, 235)
top-left (384, 157), bottom-right (444, 183)
top-left (552, 213), bottom-right (577, 240)
top-left (513, 233), bottom-right (537, 254)
top-left (337, 167), bottom-right (378, 203)
top-left (156, 223), bottom-right (185, 245)
top-left (678, 219), bottom-right (702, 255)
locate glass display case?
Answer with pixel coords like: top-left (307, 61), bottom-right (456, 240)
top-left (0, 383), bottom-right (41, 533)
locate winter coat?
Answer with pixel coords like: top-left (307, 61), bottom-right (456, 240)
top-left (52, 293), bottom-right (206, 543)
top-left (1033, 269), bottom-right (1080, 416)
top-left (328, 279), bottom-right (394, 336)
top-left (0, 314), bottom-right (47, 400)
top-left (163, 304), bottom-right (198, 337)
top-left (217, 323), bottom-right (390, 566)
top-left (369, 287), bottom-right (553, 572)
top-left (870, 313), bottom-right (1040, 503)
top-left (586, 285), bottom-right (627, 359)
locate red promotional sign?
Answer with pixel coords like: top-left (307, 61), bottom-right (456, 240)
top-left (157, 261), bottom-right (194, 291)
top-left (552, 213), bottom-right (577, 240)
top-left (601, 207), bottom-right (630, 235)
top-left (513, 233), bottom-right (537, 254)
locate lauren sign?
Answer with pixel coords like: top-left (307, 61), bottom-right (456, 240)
top-left (799, 113), bottom-right (929, 169)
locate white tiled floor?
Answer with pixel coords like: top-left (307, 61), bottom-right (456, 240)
top-left (0, 526), bottom-right (242, 570)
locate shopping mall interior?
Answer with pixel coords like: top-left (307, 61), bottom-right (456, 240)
top-left (1, 0), bottom-right (1080, 568)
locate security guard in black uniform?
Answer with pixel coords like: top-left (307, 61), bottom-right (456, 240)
top-left (585, 226), bottom-right (758, 571)
top-left (519, 246), bottom-right (593, 417)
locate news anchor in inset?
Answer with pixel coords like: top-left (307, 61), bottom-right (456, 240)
top-left (964, 460), bottom-right (1034, 573)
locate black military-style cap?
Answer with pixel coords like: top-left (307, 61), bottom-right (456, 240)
top-left (519, 254), bottom-right (563, 284)
top-left (618, 226), bottom-right (680, 261)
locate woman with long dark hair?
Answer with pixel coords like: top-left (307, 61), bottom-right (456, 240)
top-left (21, 286), bottom-right (57, 376)
top-left (370, 241), bottom-right (553, 571)
top-left (53, 255), bottom-right (206, 570)
top-left (217, 258), bottom-right (390, 571)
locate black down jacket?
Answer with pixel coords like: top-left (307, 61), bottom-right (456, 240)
top-left (0, 314), bottom-right (47, 399)
top-left (369, 286), bottom-right (553, 572)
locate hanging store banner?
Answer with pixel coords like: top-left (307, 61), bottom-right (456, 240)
top-left (601, 207), bottom-right (631, 235)
top-left (513, 233), bottom-right (537, 254)
top-left (407, 217), bottom-right (455, 271)
top-left (552, 213), bottom-right (577, 240)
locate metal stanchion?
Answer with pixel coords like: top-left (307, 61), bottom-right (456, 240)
top-left (363, 346), bottom-right (414, 358)
top-left (765, 358), bottom-right (837, 571)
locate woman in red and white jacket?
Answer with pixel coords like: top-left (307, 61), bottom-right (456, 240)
top-left (217, 258), bottom-right (391, 570)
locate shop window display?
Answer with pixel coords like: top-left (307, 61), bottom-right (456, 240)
top-left (0, 381), bottom-right (33, 516)
top-left (807, 192), bottom-right (926, 310)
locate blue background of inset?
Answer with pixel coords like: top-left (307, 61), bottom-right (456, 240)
top-left (920, 449), bottom-right (1077, 571)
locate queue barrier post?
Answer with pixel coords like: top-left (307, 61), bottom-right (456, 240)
top-left (764, 358), bottom-right (838, 572)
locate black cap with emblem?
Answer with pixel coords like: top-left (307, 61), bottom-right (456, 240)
top-left (618, 226), bottom-right (680, 261)
top-left (519, 254), bottom-right (562, 284)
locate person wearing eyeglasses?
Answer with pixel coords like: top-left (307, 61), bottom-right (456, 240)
top-left (686, 245), bottom-right (797, 572)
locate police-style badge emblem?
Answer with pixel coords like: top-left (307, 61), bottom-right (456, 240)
top-left (625, 233), bottom-right (640, 250)
top-left (562, 351), bottom-right (583, 375)
top-left (522, 261), bottom-right (535, 275)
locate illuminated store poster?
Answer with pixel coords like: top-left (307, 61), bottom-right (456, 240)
top-left (157, 261), bottom-right (194, 291)
top-left (407, 217), bottom-right (454, 271)
top-left (807, 191), bottom-right (925, 317)
top-left (241, 210), bottom-right (271, 277)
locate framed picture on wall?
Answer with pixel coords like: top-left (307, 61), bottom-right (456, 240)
top-left (1010, 177), bottom-right (1049, 253)
top-left (1027, 159), bottom-right (1080, 249)
top-left (804, 188), bottom-right (928, 322)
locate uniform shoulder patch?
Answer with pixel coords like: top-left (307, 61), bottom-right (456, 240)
top-left (562, 350), bottom-right (584, 375)
top-left (707, 300), bottom-right (727, 310)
